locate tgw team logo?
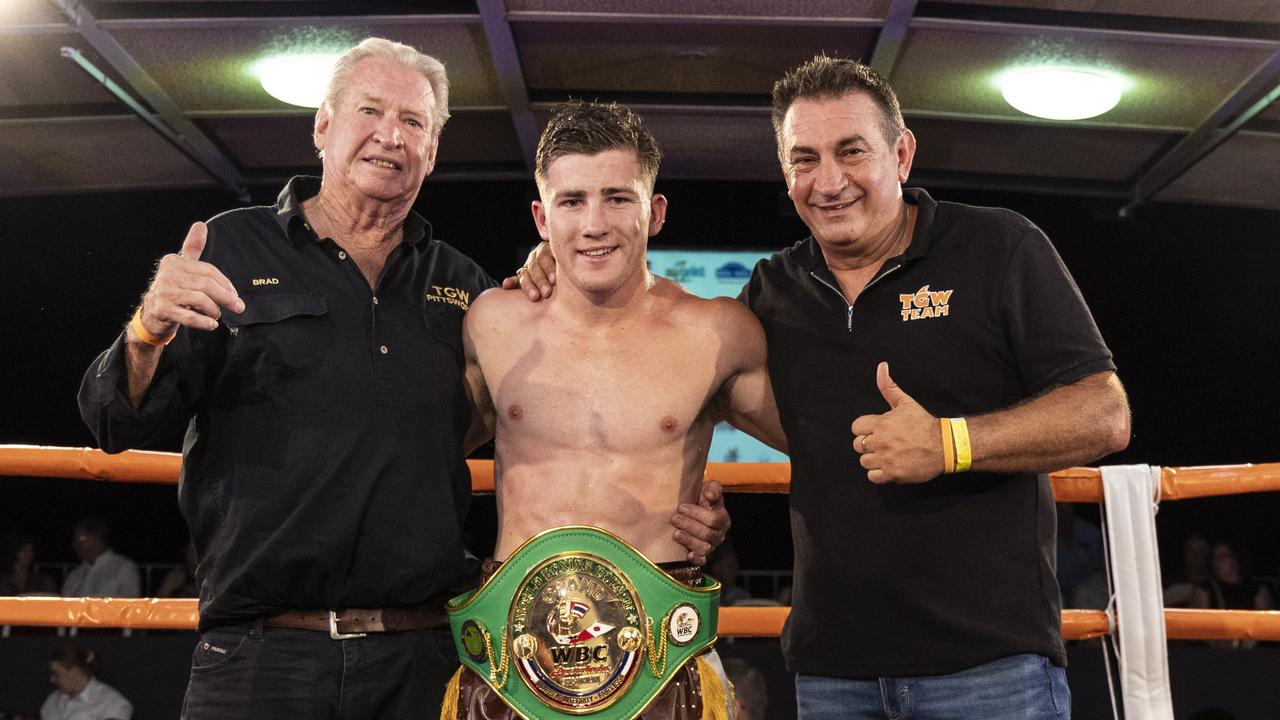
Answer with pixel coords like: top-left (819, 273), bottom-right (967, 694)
top-left (899, 285), bottom-right (953, 322)
top-left (426, 285), bottom-right (471, 310)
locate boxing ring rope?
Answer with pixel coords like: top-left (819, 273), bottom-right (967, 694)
top-left (3, 445), bottom-right (1279, 642)
top-left (6, 445), bottom-right (1279, 501)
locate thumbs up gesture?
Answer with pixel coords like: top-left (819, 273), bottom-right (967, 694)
top-left (132, 222), bottom-right (245, 343)
top-left (850, 362), bottom-right (945, 484)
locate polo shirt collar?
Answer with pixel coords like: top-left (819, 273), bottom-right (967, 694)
top-left (273, 176), bottom-right (432, 248)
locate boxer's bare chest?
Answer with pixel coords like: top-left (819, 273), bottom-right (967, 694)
top-left (483, 316), bottom-right (724, 453)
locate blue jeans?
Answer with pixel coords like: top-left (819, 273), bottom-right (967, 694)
top-left (180, 619), bottom-right (459, 720)
top-left (796, 654), bottom-right (1070, 720)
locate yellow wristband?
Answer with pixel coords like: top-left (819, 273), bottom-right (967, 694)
top-left (950, 417), bottom-right (972, 472)
top-left (131, 306), bottom-right (176, 347)
top-left (939, 418), bottom-right (956, 474)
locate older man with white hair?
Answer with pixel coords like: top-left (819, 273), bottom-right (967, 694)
top-left (78, 38), bottom-right (726, 719)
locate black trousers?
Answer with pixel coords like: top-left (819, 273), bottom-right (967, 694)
top-left (181, 619), bottom-right (458, 720)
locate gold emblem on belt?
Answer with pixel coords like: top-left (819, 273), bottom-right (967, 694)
top-left (508, 552), bottom-right (645, 713)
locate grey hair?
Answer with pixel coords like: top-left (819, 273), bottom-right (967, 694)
top-left (323, 37), bottom-right (450, 135)
top-left (771, 55), bottom-right (905, 161)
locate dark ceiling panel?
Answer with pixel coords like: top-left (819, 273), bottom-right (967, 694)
top-left (909, 117), bottom-right (1173, 182)
top-left (927, 0), bottom-right (1280, 25)
top-left (109, 22), bottom-right (502, 112)
top-left (891, 26), bottom-right (1277, 129)
top-left (1155, 130), bottom-right (1280, 210)
top-left (200, 115), bottom-right (318, 170)
top-left (505, 0), bottom-right (888, 18)
top-left (0, 116), bottom-right (207, 195)
top-left (434, 109), bottom-right (524, 164)
top-left (0, 33), bottom-right (124, 109)
top-left (516, 22), bottom-right (875, 96)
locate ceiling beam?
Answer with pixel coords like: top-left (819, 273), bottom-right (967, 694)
top-left (1121, 48), bottom-right (1280, 216)
top-left (869, 0), bottom-right (918, 78)
top-left (474, 0), bottom-right (538, 172)
top-left (912, 170), bottom-right (1130, 200)
top-left (504, 11), bottom-right (881, 28)
top-left (914, 1), bottom-right (1280, 48)
top-left (49, 0), bottom-right (249, 201)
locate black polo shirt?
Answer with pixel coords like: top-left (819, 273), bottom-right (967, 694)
top-left (743, 188), bottom-right (1115, 676)
top-left (79, 177), bottom-right (497, 629)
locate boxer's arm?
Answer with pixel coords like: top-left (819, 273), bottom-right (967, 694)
top-left (462, 302), bottom-right (497, 454)
top-left (719, 301), bottom-right (788, 454)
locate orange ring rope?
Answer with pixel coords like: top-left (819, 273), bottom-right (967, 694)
top-left (5, 446), bottom-right (1280, 501)
top-left (1, 599), bottom-right (1277, 643)
top-left (4, 445), bottom-right (1280, 640)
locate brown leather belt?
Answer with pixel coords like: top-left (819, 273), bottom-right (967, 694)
top-left (265, 605), bottom-right (448, 639)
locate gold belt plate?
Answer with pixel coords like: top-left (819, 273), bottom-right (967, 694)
top-left (507, 552), bottom-right (646, 713)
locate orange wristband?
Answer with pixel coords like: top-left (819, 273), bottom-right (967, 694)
top-left (939, 418), bottom-right (956, 474)
top-left (131, 306), bottom-right (176, 346)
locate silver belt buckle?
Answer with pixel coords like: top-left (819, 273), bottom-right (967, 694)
top-left (328, 610), bottom-right (367, 640)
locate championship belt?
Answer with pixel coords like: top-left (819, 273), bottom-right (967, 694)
top-left (447, 526), bottom-right (720, 719)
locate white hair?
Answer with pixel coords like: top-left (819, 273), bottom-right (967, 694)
top-left (323, 37), bottom-right (450, 135)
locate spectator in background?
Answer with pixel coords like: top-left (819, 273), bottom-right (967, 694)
top-left (0, 531), bottom-right (57, 596)
top-left (155, 540), bottom-right (199, 598)
top-left (41, 645), bottom-right (132, 720)
top-left (61, 519), bottom-right (140, 598)
top-left (1193, 540), bottom-right (1274, 649)
top-left (1165, 531), bottom-right (1212, 607)
top-left (723, 657), bottom-right (769, 720)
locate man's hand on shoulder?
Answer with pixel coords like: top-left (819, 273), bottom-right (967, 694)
top-left (501, 240), bottom-right (556, 301)
top-left (851, 362), bottom-right (944, 484)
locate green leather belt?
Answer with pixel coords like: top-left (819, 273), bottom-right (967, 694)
top-left (447, 526), bottom-right (720, 719)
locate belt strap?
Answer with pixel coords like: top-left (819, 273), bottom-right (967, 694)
top-left (448, 526), bottom-right (720, 720)
top-left (266, 605), bottom-right (447, 638)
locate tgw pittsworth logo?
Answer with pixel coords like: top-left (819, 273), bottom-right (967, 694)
top-left (426, 285), bottom-right (470, 310)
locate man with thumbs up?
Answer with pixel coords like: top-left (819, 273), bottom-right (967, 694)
top-left (740, 57), bottom-right (1131, 718)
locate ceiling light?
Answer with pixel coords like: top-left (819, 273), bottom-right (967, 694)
top-left (998, 67), bottom-right (1127, 121)
top-left (255, 53), bottom-right (342, 108)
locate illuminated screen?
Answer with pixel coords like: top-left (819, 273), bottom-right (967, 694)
top-left (647, 249), bottom-right (788, 463)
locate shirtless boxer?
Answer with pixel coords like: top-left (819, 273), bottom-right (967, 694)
top-left (445, 101), bottom-right (786, 719)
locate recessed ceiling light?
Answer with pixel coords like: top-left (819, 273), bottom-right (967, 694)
top-left (998, 67), bottom-right (1127, 121)
top-left (255, 53), bottom-right (342, 108)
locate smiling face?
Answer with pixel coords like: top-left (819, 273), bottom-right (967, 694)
top-left (531, 148), bottom-right (666, 300)
top-left (780, 92), bottom-right (915, 264)
top-left (313, 56), bottom-right (439, 209)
